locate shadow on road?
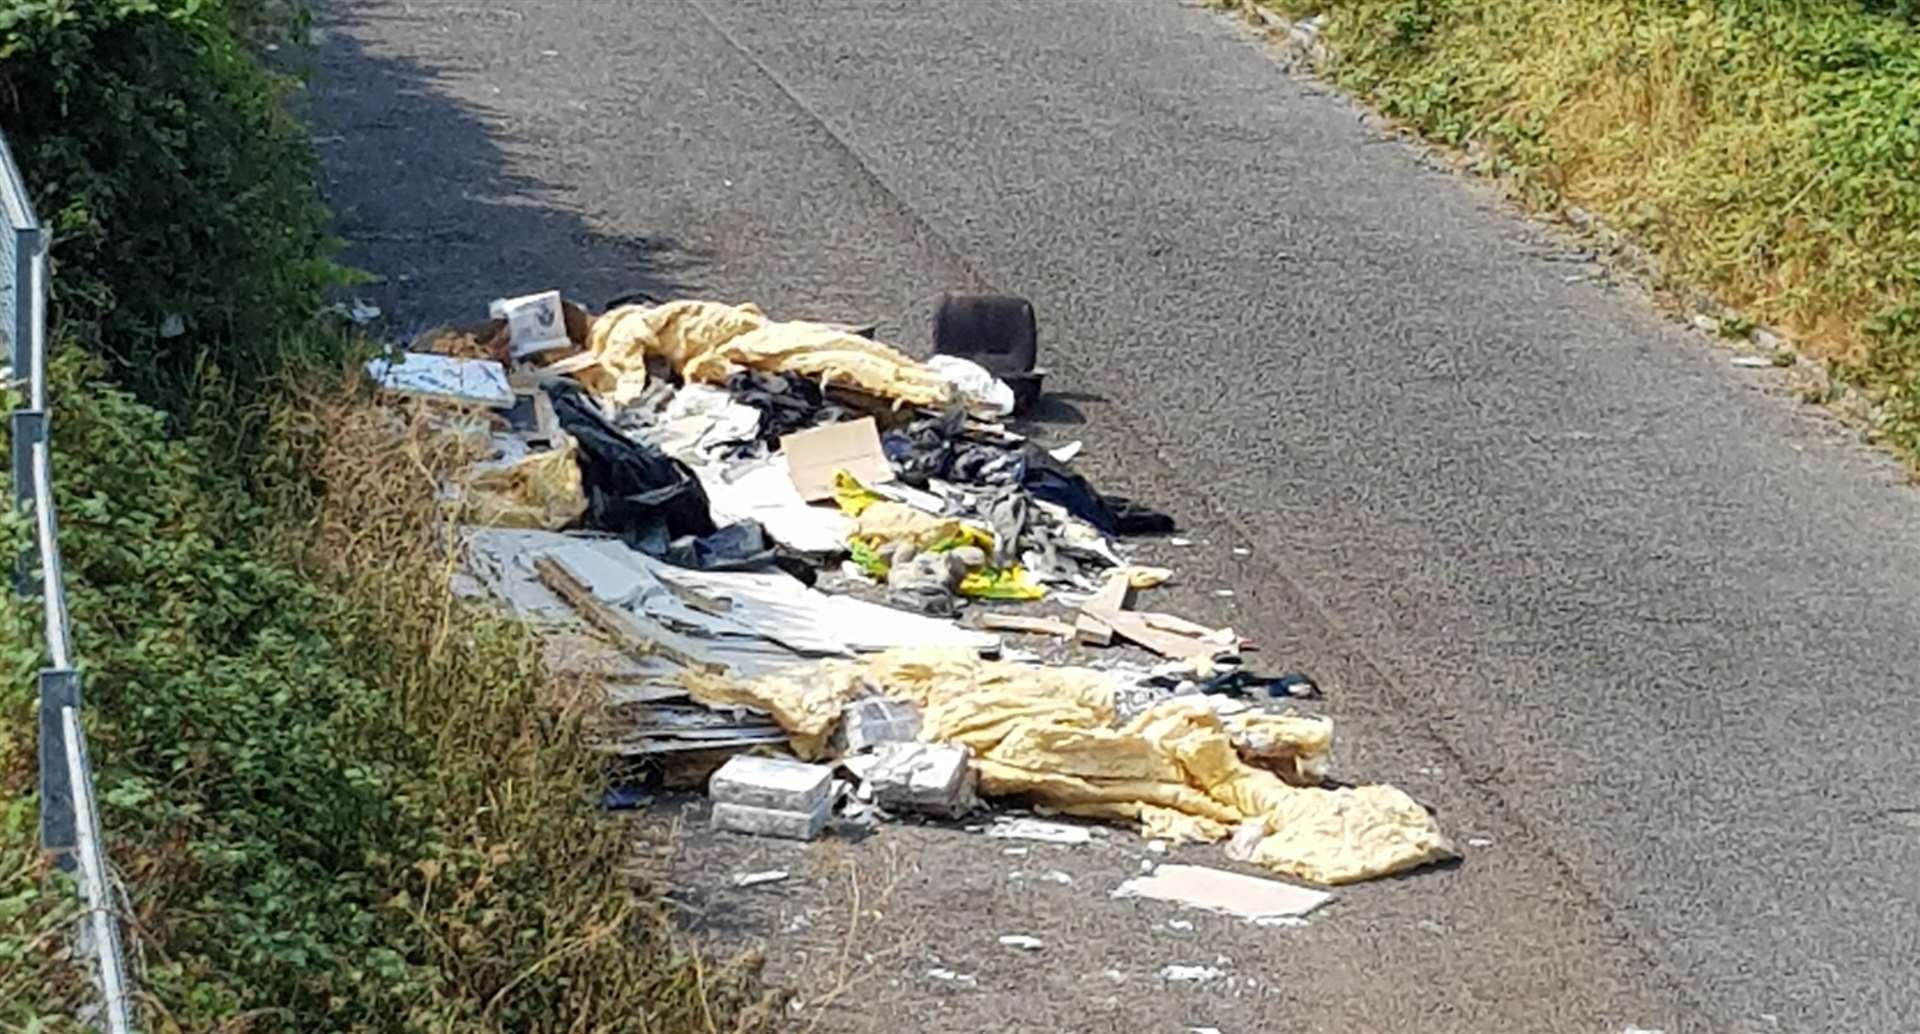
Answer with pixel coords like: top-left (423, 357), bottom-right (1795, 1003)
top-left (304, 2), bottom-right (703, 331)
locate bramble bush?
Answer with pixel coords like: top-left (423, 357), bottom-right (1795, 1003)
top-left (0, 1), bottom-right (772, 1028)
top-left (0, 352), bottom-right (774, 1030)
top-left (0, 0), bottom-right (342, 402)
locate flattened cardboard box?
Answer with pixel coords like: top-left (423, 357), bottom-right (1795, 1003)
top-left (782, 416), bottom-right (894, 501)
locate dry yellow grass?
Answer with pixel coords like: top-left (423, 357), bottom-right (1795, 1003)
top-left (263, 368), bottom-right (784, 1031)
top-left (1254, 0), bottom-right (1920, 454)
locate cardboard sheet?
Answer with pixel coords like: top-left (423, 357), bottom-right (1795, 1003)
top-left (783, 417), bottom-right (894, 501)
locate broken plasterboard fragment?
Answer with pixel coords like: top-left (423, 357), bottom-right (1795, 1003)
top-left (598, 700), bottom-right (788, 757)
top-left (1113, 864), bottom-right (1331, 921)
top-left (833, 698), bottom-right (924, 754)
top-left (711, 800), bottom-right (829, 841)
top-left (630, 544), bottom-right (998, 655)
top-left (365, 351), bottom-right (514, 409)
top-left (519, 530), bottom-right (996, 666)
top-left (1160, 965), bottom-right (1224, 983)
top-left (783, 416), bottom-right (894, 501)
top-left (1254, 915), bottom-right (1309, 929)
top-left (986, 817), bottom-right (1094, 845)
top-left (866, 741), bottom-right (976, 818)
top-left (709, 755), bottom-right (834, 814)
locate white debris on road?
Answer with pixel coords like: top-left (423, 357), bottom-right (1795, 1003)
top-left (986, 817), bottom-right (1094, 845)
top-left (1160, 964), bottom-right (1225, 983)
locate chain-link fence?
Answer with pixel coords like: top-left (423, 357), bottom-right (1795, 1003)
top-left (3, 127), bottom-right (135, 1034)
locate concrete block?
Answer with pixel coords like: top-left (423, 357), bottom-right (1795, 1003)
top-left (867, 742), bottom-right (976, 818)
top-left (709, 755), bottom-right (833, 813)
top-left (711, 799), bottom-right (830, 841)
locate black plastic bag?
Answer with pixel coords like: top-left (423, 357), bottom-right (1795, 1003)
top-left (1018, 444), bottom-right (1175, 537)
top-left (661, 521), bottom-right (778, 572)
top-left (551, 386), bottom-right (717, 549)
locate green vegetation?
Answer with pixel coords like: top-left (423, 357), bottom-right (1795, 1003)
top-left (0, 1), bottom-right (770, 1029)
top-left (1, 0), bottom-right (339, 401)
top-left (1253, 0), bottom-right (1920, 459)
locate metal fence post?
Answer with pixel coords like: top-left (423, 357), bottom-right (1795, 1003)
top-left (10, 407), bottom-right (42, 590)
top-left (38, 668), bottom-right (79, 856)
top-left (3, 125), bottom-right (136, 1034)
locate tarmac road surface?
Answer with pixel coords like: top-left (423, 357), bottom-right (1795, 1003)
top-left (312, 2), bottom-right (1920, 1031)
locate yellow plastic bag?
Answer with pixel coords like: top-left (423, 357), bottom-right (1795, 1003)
top-left (854, 502), bottom-right (963, 549)
top-left (957, 565), bottom-right (1047, 600)
top-left (832, 469), bottom-right (884, 517)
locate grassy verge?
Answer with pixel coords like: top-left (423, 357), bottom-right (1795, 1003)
top-left (1246, 0), bottom-right (1920, 460)
top-left (1, 0), bottom-right (774, 1028)
top-left (3, 349), bottom-right (778, 1031)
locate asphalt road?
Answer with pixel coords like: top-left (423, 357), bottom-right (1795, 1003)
top-left (313, 2), bottom-right (1920, 1031)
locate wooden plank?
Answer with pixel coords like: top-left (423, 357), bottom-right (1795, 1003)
top-left (1073, 612), bottom-right (1114, 647)
top-left (534, 553), bottom-right (713, 671)
top-left (977, 613), bottom-right (1077, 638)
top-left (1074, 571), bottom-right (1136, 647)
top-left (1086, 607), bottom-right (1236, 662)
